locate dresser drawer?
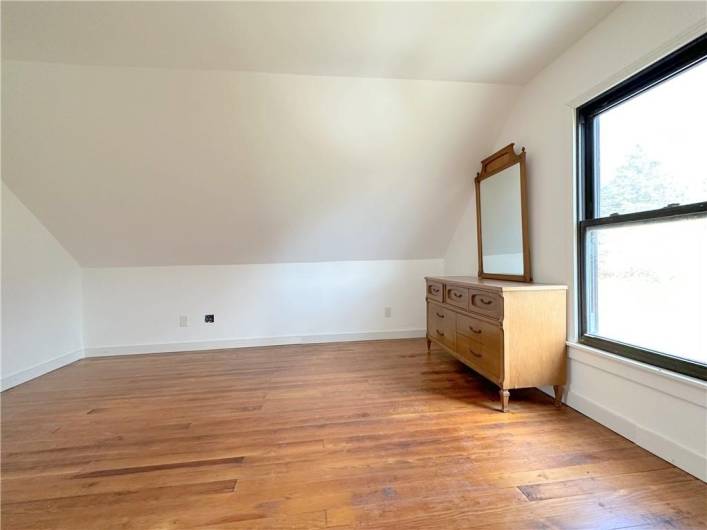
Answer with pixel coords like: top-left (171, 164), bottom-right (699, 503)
top-left (469, 289), bottom-right (502, 319)
top-left (445, 285), bottom-right (469, 310)
top-left (426, 281), bottom-right (444, 303)
top-left (455, 334), bottom-right (501, 382)
top-left (427, 302), bottom-right (455, 349)
top-left (456, 313), bottom-right (502, 349)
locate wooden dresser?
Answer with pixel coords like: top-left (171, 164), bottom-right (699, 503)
top-left (425, 276), bottom-right (567, 412)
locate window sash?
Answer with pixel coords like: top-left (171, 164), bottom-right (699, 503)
top-left (582, 201), bottom-right (707, 229)
top-left (576, 34), bottom-right (707, 381)
top-left (577, 211), bottom-right (707, 381)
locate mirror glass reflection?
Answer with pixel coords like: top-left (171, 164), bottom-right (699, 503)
top-left (480, 163), bottom-right (524, 275)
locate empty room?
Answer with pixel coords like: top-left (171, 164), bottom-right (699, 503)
top-left (1, 1), bottom-right (706, 529)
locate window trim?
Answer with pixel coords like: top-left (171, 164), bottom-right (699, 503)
top-left (576, 33), bottom-right (707, 382)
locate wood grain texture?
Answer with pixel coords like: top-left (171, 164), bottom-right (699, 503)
top-left (2, 339), bottom-right (705, 529)
top-left (456, 313), bottom-right (502, 352)
top-left (426, 281), bottom-right (444, 303)
top-left (503, 289), bottom-right (567, 389)
top-left (456, 334), bottom-right (502, 384)
top-left (426, 275), bottom-right (567, 292)
top-left (426, 277), bottom-right (567, 410)
top-left (445, 285), bottom-right (470, 311)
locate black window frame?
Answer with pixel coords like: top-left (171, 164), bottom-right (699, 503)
top-left (576, 33), bottom-right (707, 381)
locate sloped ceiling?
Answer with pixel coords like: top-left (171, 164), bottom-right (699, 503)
top-left (1, 2), bottom-right (617, 267)
top-left (3, 61), bottom-right (520, 266)
top-left (3, 2), bottom-right (618, 84)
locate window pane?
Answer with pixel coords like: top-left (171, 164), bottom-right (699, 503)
top-left (596, 59), bottom-right (707, 217)
top-left (585, 215), bottom-right (707, 366)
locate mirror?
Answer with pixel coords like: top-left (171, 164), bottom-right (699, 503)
top-left (475, 143), bottom-right (531, 282)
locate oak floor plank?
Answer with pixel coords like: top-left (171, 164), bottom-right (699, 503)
top-left (2, 339), bottom-right (705, 529)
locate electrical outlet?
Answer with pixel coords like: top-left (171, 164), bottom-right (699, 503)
top-left (179, 315), bottom-right (188, 327)
top-left (205, 314), bottom-right (215, 323)
top-left (384, 307), bottom-right (392, 318)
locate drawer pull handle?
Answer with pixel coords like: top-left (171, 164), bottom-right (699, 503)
top-left (430, 287), bottom-right (440, 294)
top-left (469, 349), bottom-right (482, 358)
top-left (478, 298), bottom-right (493, 305)
top-left (436, 329), bottom-right (445, 337)
top-left (469, 326), bottom-right (482, 334)
top-left (435, 312), bottom-right (445, 318)
top-left (452, 291), bottom-right (463, 299)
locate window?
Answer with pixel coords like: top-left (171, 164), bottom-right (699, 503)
top-left (577, 34), bottom-right (707, 381)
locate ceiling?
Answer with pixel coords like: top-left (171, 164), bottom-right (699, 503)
top-left (2, 61), bottom-right (519, 266)
top-left (2, 2), bottom-right (619, 267)
top-left (3, 2), bottom-right (619, 84)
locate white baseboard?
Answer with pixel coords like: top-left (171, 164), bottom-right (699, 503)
top-left (565, 389), bottom-right (706, 482)
top-left (84, 328), bottom-right (427, 357)
top-left (1, 349), bottom-right (84, 391)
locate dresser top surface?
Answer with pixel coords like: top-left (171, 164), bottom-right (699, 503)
top-left (425, 276), bottom-right (567, 292)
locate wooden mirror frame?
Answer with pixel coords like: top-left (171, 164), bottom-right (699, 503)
top-left (474, 143), bottom-right (531, 282)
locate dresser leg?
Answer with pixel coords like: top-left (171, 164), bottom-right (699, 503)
top-left (426, 337), bottom-right (431, 355)
top-left (500, 389), bottom-right (510, 412)
top-left (553, 385), bottom-right (563, 408)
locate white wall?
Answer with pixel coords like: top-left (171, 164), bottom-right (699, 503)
top-left (444, 193), bottom-right (478, 275)
top-left (445, 1), bottom-right (707, 286)
top-left (444, 2), bottom-right (707, 480)
top-left (83, 259), bottom-right (442, 355)
top-left (568, 343), bottom-right (707, 482)
top-left (1, 183), bottom-right (84, 389)
top-left (3, 60), bottom-right (518, 268)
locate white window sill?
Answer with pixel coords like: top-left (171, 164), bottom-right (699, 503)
top-left (566, 341), bottom-right (707, 406)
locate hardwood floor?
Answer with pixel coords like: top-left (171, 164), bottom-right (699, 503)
top-left (1, 339), bottom-right (705, 529)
